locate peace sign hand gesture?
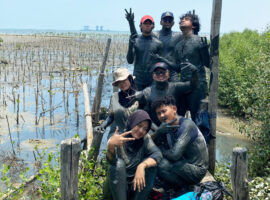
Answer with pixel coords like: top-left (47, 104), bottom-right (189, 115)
top-left (125, 8), bottom-right (135, 23)
top-left (108, 127), bottom-right (135, 148)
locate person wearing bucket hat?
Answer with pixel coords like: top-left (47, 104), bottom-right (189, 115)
top-left (126, 62), bottom-right (198, 126)
top-left (125, 9), bottom-right (182, 82)
top-left (126, 13), bottom-right (163, 91)
top-left (94, 67), bottom-right (140, 139)
top-left (103, 110), bottom-right (162, 200)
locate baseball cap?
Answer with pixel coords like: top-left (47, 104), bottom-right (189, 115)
top-left (161, 11), bottom-right (174, 19)
top-left (151, 62), bottom-right (169, 72)
top-left (140, 15), bottom-right (154, 24)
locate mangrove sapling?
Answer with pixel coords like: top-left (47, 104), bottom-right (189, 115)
top-left (49, 72), bottom-right (53, 125)
top-left (6, 115), bottom-right (16, 156)
top-left (16, 94), bottom-right (20, 125)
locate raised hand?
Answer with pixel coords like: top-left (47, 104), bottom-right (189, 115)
top-left (108, 127), bottom-right (135, 148)
top-left (150, 52), bottom-right (163, 61)
top-left (125, 8), bottom-right (135, 23)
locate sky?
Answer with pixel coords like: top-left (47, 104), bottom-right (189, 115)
top-left (0, 0), bottom-right (269, 33)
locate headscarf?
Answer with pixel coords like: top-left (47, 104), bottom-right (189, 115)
top-left (124, 110), bottom-right (152, 153)
top-left (118, 75), bottom-right (138, 108)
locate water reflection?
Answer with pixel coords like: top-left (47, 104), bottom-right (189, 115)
top-left (216, 132), bottom-right (252, 163)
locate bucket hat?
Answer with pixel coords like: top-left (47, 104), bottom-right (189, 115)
top-left (112, 67), bottom-right (135, 86)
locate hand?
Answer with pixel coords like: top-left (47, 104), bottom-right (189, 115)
top-left (150, 52), bottom-right (163, 61)
top-left (133, 163), bottom-right (146, 192)
top-left (93, 125), bottom-right (105, 134)
top-left (125, 8), bottom-right (135, 23)
top-left (126, 91), bottom-right (143, 100)
top-left (108, 127), bottom-right (135, 148)
top-left (156, 118), bottom-right (179, 136)
top-left (200, 36), bottom-right (209, 48)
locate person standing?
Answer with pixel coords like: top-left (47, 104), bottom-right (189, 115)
top-left (126, 15), bottom-right (162, 91)
top-left (125, 9), bottom-right (182, 82)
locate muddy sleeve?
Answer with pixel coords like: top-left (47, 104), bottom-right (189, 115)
top-left (163, 124), bottom-right (194, 161)
top-left (144, 135), bottom-right (163, 164)
top-left (173, 81), bottom-right (192, 94)
top-left (126, 37), bottom-right (136, 64)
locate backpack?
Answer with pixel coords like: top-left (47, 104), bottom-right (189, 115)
top-left (194, 181), bottom-right (232, 200)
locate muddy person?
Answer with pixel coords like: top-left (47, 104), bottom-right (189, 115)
top-left (127, 62), bottom-right (198, 126)
top-left (126, 14), bottom-right (162, 91)
top-left (172, 11), bottom-right (210, 121)
top-left (103, 110), bottom-right (162, 200)
top-left (94, 67), bottom-right (140, 139)
top-left (125, 9), bottom-right (182, 82)
top-left (151, 96), bottom-right (208, 192)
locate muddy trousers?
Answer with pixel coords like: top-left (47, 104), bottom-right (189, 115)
top-left (103, 158), bottom-right (157, 200)
top-left (177, 83), bottom-right (207, 121)
top-left (157, 158), bottom-right (207, 188)
top-left (107, 109), bottom-right (130, 139)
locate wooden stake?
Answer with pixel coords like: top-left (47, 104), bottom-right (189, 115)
top-left (231, 147), bottom-right (250, 200)
top-left (92, 38), bottom-right (111, 124)
top-left (208, 0), bottom-right (222, 175)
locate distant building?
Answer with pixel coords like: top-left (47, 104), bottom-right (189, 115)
top-left (96, 26), bottom-right (99, 31)
top-left (83, 26), bottom-right (90, 31)
top-left (100, 26), bottom-right (103, 31)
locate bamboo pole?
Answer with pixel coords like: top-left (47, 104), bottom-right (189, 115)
top-left (208, 0), bottom-right (222, 175)
top-left (82, 83), bottom-right (93, 150)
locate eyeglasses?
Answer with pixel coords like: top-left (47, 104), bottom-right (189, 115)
top-left (154, 70), bottom-right (166, 76)
top-left (162, 17), bottom-right (173, 23)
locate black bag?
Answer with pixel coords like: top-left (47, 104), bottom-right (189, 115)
top-left (194, 181), bottom-right (232, 200)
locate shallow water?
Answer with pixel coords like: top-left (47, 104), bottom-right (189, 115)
top-left (0, 63), bottom-right (252, 176)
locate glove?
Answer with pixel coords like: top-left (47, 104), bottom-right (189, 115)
top-left (125, 91), bottom-right (143, 100)
top-left (93, 124), bottom-right (106, 134)
top-left (180, 62), bottom-right (197, 82)
top-left (125, 8), bottom-right (135, 23)
top-left (150, 52), bottom-right (164, 61)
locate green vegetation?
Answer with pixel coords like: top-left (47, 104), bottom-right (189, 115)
top-left (219, 28), bottom-right (270, 177)
top-left (215, 162), bottom-right (270, 199)
top-left (0, 147), bottom-right (107, 199)
top-left (218, 27), bottom-right (270, 198)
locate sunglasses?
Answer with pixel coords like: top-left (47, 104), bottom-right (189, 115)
top-left (162, 17), bottom-right (173, 23)
top-left (154, 70), bottom-right (166, 76)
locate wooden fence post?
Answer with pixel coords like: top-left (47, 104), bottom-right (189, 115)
top-left (91, 38), bottom-right (111, 161)
top-left (231, 147), bottom-right (250, 200)
top-left (208, 0), bottom-right (222, 175)
top-left (61, 138), bottom-right (81, 200)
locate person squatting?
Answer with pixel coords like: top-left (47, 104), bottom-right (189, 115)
top-left (99, 9), bottom-right (210, 200)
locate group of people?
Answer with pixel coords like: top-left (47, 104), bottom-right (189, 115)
top-left (96, 9), bottom-right (210, 200)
